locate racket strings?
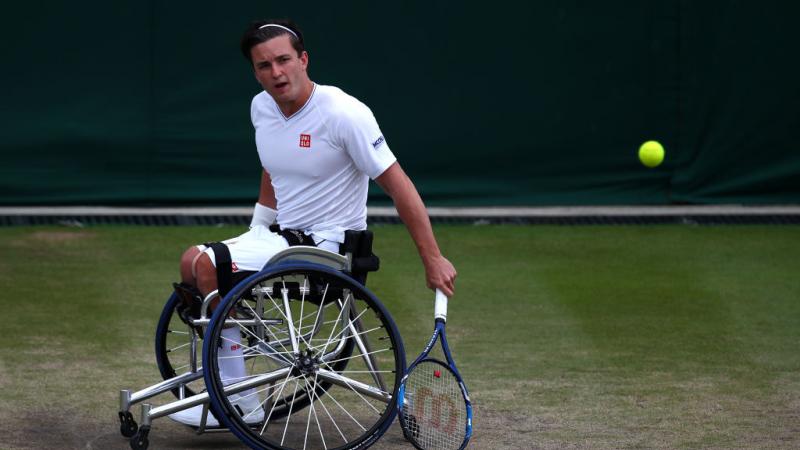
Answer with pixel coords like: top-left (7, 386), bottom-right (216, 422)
top-left (402, 361), bottom-right (466, 449)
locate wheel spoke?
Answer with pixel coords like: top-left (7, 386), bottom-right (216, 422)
top-left (265, 283), bottom-right (317, 352)
top-left (306, 374), bottom-right (328, 450)
top-left (167, 329), bottom-right (190, 335)
top-left (316, 298), bottom-right (370, 359)
top-left (297, 276), bottom-right (308, 355)
top-left (310, 382), bottom-right (367, 432)
top-left (313, 323), bottom-right (382, 358)
top-left (324, 347), bottom-right (391, 366)
top-left (166, 341), bottom-right (191, 353)
top-left (303, 379), bottom-right (314, 450)
top-left (281, 381), bottom-right (301, 446)
top-left (317, 368), bottom-right (386, 412)
top-left (260, 369), bottom-right (296, 435)
top-left (303, 372), bottom-right (347, 444)
top-left (239, 301), bottom-right (295, 364)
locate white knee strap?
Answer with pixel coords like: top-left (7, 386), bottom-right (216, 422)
top-left (191, 245), bottom-right (208, 280)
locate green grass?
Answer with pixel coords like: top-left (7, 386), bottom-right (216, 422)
top-left (1, 225), bottom-right (799, 449)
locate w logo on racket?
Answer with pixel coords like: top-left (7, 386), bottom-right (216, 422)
top-left (413, 386), bottom-right (460, 434)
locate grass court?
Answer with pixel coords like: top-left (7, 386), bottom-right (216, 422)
top-left (0, 224), bottom-right (798, 449)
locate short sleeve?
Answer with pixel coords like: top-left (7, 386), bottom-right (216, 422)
top-left (336, 100), bottom-right (397, 179)
top-left (250, 94), bottom-right (260, 127)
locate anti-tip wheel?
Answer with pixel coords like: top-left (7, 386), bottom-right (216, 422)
top-left (118, 411), bottom-right (138, 438)
top-left (129, 426), bottom-right (150, 450)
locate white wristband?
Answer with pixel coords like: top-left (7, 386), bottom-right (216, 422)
top-left (250, 202), bottom-right (277, 228)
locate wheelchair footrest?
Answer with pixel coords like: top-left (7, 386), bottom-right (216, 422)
top-left (172, 282), bottom-right (204, 329)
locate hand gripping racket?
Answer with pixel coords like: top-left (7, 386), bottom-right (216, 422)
top-left (398, 289), bottom-right (473, 450)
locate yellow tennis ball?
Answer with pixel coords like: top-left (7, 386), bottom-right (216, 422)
top-left (639, 140), bottom-right (665, 168)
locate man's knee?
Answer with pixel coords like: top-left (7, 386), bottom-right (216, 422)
top-left (180, 246), bottom-right (203, 284)
top-left (194, 253), bottom-right (218, 294)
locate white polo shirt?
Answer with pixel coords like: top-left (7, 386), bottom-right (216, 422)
top-left (251, 83), bottom-right (396, 244)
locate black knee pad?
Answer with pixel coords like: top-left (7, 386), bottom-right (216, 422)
top-left (172, 282), bottom-right (203, 324)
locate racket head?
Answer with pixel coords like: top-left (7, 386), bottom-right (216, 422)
top-left (398, 358), bottom-right (472, 450)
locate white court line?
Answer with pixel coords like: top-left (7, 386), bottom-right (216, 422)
top-left (1, 205), bottom-right (799, 217)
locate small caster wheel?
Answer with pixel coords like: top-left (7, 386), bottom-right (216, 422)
top-left (130, 426), bottom-right (150, 450)
top-left (408, 414), bottom-right (420, 439)
top-left (402, 414), bottom-right (420, 442)
top-left (118, 411), bottom-right (138, 438)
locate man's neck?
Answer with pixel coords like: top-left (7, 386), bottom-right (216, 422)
top-left (278, 80), bottom-right (314, 117)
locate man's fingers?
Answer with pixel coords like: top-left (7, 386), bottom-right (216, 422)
top-left (424, 255), bottom-right (457, 297)
top-left (440, 285), bottom-right (454, 297)
top-left (431, 277), bottom-right (455, 298)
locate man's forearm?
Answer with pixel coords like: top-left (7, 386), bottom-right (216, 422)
top-left (392, 176), bottom-right (441, 263)
top-left (377, 164), bottom-right (439, 261)
top-left (376, 162), bottom-right (456, 295)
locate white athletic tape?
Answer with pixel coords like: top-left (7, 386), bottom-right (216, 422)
top-left (250, 202), bottom-right (277, 228)
top-left (434, 289), bottom-right (448, 322)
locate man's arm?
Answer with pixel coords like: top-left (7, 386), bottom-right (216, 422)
top-left (375, 162), bottom-right (457, 296)
top-left (251, 169), bottom-right (278, 228)
top-left (258, 169), bottom-right (277, 209)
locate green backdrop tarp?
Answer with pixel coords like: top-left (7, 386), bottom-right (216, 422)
top-left (1, 1), bottom-right (799, 206)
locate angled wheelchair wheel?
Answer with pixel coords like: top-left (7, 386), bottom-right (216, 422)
top-left (155, 292), bottom-right (205, 399)
top-left (203, 262), bottom-right (405, 450)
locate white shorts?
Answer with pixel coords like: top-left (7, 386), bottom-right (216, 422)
top-left (197, 225), bottom-right (341, 273)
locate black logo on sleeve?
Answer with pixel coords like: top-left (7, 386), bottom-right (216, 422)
top-left (371, 135), bottom-right (385, 149)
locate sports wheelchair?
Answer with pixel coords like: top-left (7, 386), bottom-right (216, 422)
top-left (118, 230), bottom-right (406, 450)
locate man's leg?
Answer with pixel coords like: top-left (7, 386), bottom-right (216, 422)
top-left (168, 251), bottom-right (225, 427)
top-left (199, 251), bottom-right (266, 421)
top-left (194, 253), bottom-right (218, 298)
top-left (180, 246), bottom-right (203, 286)
top-left (170, 237), bottom-right (278, 427)
top-left (193, 253), bottom-right (248, 384)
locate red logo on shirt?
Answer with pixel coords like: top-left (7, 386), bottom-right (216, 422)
top-left (299, 134), bottom-right (311, 148)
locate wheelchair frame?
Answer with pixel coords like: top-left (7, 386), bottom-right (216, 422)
top-left (119, 245), bottom-right (406, 450)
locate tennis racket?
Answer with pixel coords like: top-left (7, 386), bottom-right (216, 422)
top-left (398, 289), bottom-right (472, 450)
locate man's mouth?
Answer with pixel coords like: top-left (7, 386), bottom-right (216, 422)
top-left (274, 81), bottom-right (289, 90)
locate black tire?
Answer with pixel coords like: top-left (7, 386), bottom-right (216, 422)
top-left (154, 293), bottom-right (203, 399)
top-left (204, 262), bottom-right (406, 450)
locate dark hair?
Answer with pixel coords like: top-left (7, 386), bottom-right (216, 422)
top-left (240, 19), bottom-right (305, 63)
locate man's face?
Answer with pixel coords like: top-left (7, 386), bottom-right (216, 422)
top-left (250, 35), bottom-right (309, 107)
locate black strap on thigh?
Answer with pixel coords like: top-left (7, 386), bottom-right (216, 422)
top-left (204, 242), bottom-right (233, 297)
top-left (269, 224), bottom-right (316, 247)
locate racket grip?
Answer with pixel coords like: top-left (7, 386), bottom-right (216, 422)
top-left (434, 289), bottom-right (448, 322)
